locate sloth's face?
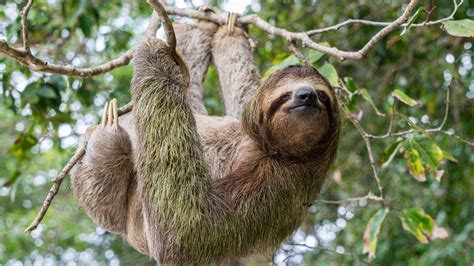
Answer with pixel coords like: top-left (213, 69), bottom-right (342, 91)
top-left (261, 77), bottom-right (335, 157)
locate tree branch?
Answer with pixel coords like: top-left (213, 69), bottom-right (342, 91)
top-left (3, 0), bottom-right (425, 78)
top-left (163, 0), bottom-right (419, 60)
top-left (341, 104), bottom-right (385, 199)
top-left (0, 40), bottom-right (134, 77)
top-left (24, 145), bottom-right (85, 233)
top-left (21, 0), bottom-right (33, 52)
top-left (316, 192), bottom-right (384, 205)
top-left (306, 0), bottom-right (464, 35)
top-left (148, 0), bottom-right (176, 49)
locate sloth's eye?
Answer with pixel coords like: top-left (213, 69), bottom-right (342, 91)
top-left (317, 91), bottom-right (329, 102)
top-left (281, 94), bottom-right (290, 101)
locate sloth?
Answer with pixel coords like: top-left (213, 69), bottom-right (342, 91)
top-left (71, 13), bottom-right (341, 264)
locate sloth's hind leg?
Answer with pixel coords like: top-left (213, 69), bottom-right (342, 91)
top-left (71, 99), bottom-right (134, 234)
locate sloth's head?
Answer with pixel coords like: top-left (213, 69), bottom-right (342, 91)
top-left (243, 65), bottom-right (340, 160)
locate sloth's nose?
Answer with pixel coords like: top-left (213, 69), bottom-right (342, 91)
top-left (295, 86), bottom-right (316, 104)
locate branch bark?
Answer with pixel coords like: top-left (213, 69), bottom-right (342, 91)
top-left (3, 0), bottom-right (434, 79)
top-left (306, 0), bottom-right (464, 36)
top-left (0, 40), bottom-right (133, 77)
top-left (21, 0), bottom-right (33, 52)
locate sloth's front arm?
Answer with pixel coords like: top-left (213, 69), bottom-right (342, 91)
top-left (70, 100), bottom-right (133, 234)
top-left (212, 21), bottom-right (261, 119)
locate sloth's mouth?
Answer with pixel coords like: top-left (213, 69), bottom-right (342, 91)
top-left (288, 103), bottom-right (319, 112)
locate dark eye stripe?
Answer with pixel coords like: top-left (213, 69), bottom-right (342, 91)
top-left (317, 91), bottom-right (329, 103)
top-left (268, 92), bottom-right (291, 118)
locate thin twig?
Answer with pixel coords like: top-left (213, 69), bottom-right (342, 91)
top-left (25, 102), bottom-right (133, 233)
top-left (288, 41), bottom-right (311, 66)
top-left (306, 0), bottom-right (463, 35)
top-left (341, 104), bottom-right (385, 199)
top-left (385, 99), bottom-right (397, 137)
top-left (367, 84), bottom-right (474, 146)
top-left (25, 145), bottom-right (85, 233)
top-left (21, 0), bottom-right (33, 52)
top-left (436, 84), bottom-right (450, 131)
top-left (239, 0), bottom-right (418, 60)
top-left (316, 192), bottom-right (384, 205)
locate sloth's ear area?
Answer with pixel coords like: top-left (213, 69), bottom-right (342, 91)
top-left (242, 96), bottom-right (262, 141)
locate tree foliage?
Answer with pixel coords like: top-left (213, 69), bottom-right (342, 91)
top-left (0, 0), bottom-right (473, 264)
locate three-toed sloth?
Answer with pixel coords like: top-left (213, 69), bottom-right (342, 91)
top-left (71, 18), bottom-right (340, 264)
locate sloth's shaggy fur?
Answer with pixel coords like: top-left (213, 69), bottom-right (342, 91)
top-left (71, 24), bottom-right (340, 264)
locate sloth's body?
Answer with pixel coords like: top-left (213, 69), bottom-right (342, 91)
top-left (71, 22), bottom-right (340, 264)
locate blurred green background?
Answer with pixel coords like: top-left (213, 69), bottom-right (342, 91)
top-left (0, 0), bottom-right (473, 265)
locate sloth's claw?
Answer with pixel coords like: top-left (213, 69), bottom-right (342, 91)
top-left (227, 12), bottom-right (240, 34)
top-left (112, 99), bottom-right (119, 129)
top-left (101, 99), bottom-right (119, 129)
top-left (101, 101), bottom-right (109, 127)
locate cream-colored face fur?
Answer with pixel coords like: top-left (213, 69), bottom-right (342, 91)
top-left (262, 77), bottom-right (333, 157)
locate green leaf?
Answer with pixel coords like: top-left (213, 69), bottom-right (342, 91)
top-left (264, 55), bottom-right (300, 77)
top-left (400, 208), bottom-right (449, 243)
top-left (8, 133), bottom-right (38, 159)
top-left (306, 49), bottom-right (325, 64)
top-left (442, 150), bottom-right (458, 163)
top-left (363, 208), bottom-right (389, 261)
top-left (359, 88), bottom-right (386, 117)
top-left (400, 208), bottom-right (433, 243)
top-left (78, 14), bottom-right (93, 37)
top-left (443, 19), bottom-right (474, 37)
top-left (37, 86), bottom-right (57, 99)
top-left (381, 140), bottom-right (403, 168)
top-left (400, 136), bottom-right (450, 182)
top-left (319, 62), bottom-right (339, 87)
top-left (392, 89), bottom-right (418, 106)
top-left (403, 145), bottom-right (426, 182)
top-left (400, 7), bottom-right (425, 36)
top-left (411, 136), bottom-right (444, 172)
top-left (344, 77), bottom-right (357, 93)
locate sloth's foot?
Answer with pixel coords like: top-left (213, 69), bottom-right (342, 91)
top-left (84, 99), bottom-right (121, 140)
top-left (85, 98), bottom-right (131, 154)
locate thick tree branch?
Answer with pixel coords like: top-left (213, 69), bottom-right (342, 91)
top-left (3, 0), bottom-right (428, 78)
top-left (2, 0), bottom-right (463, 76)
